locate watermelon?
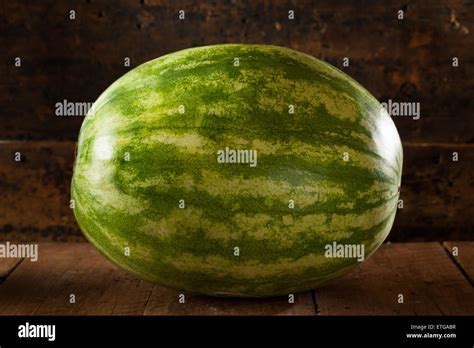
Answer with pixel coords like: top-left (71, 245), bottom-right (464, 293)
top-left (71, 44), bottom-right (403, 297)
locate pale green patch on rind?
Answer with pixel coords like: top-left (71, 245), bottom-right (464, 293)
top-left (137, 194), bottom-right (396, 245)
top-left (255, 71), bottom-right (360, 123)
top-left (167, 252), bottom-right (333, 279)
top-left (141, 132), bottom-right (209, 155)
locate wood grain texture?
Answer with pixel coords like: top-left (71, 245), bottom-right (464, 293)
top-left (34, 244), bottom-right (154, 315)
top-left (314, 242), bottom-right (474, 315)
top-left (143, 286), bottom-right (316, 316)
top-left (0, 0), bottom-right (473, 142)
top-left (0, 242), bottom-right (471, 315)
top-left (0, 258), bottom-right (23, 280)
top-left (392, 144), bottom-right (474, 241)
top-left (443, 241), bottom-right (474, 285)
top-left (0, 141), bottom-right (81, 241)
top-left (1, 141), bottom-right (472, 241)
top-left (0, 243), bottom-right (155, 315)
top-left (1, 0), bottom-right (473, 241)
top-left (0, 243), bottom-right (315, 315)
top-left (0, 243), bottom-right (82, 315)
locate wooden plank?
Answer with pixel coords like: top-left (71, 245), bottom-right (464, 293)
top-left (143, 287), bottom-right (316, 316)
top-left (0, 243), bottom-right (154, 315)
top-left (0, 242), bottom-right (471, 315)
top-left (389, 144), bottom-right (474, 242)
top-left (1, 141), bottom-right (473, 242)
top-left (32, 244), bottom-right (154, 315)
top-left (0, 258), bottom-right (23, 280)
top-left (443, 241), bottom-right (474, 285)
top-left (0, 0), bottom-right (473, 142)
top-left (0, 243), bottom-right (81, 315)
top-left (314, 242), bottom-right (474, 315)
top-left (0, 141), bottom-right (82, 242)
top-left (0, 243), bottom-right (314, 315)
top-left (110, 277), bottom-right (155, 316)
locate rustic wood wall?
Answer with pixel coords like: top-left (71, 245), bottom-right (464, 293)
top-left (0, 0), bottom-right (473, 241)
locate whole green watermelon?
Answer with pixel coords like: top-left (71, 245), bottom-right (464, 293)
top-left (72, 44), bottom-right (402, 297)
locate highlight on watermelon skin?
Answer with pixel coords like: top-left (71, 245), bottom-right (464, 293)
top-left (71, 44), bottom-right (403, 297)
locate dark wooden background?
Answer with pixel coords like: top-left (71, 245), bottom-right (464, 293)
top-left (0, 0), bottom-right (473, 242)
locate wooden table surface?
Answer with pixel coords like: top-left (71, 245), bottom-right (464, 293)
top-left (0, 242), bottom-right (472, 316)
